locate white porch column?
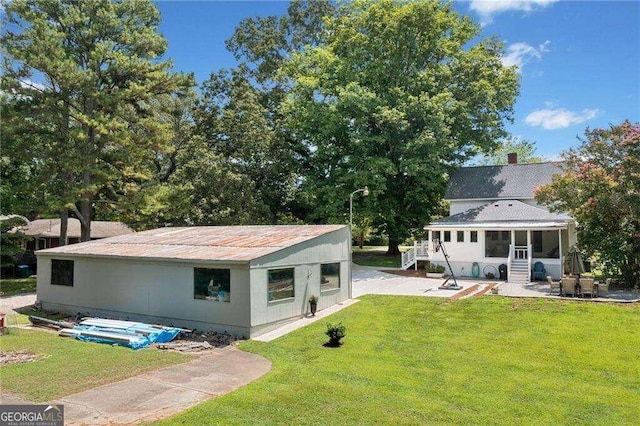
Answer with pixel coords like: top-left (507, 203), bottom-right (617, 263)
top-left (527, 230), bottom-right (531, 258)
top-left (559, 228), bottom-right (563, 277)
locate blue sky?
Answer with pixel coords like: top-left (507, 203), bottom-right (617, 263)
top-left (155, 1), bottom-right (639, 159)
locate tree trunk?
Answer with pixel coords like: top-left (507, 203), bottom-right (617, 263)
top-left (358, 232), bottom-right (364, 249)
top-left (386, 236), bottom-right (401, 256)
top-left (59, 209), bottom-right (68, 246)
top-left (79, 198), bottom-right (92, 242)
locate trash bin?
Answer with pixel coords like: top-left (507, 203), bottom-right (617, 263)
top-left (17, 265), bottom-right (31, 278)
top-left (499, 264), bottom-right (507, 280)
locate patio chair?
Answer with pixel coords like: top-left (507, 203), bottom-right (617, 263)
top-left (561, 277), bottom-right (577, 297)
top-left (598, 278), bottom-right (611, 297)
top-left (547, 276), bottom-right (561, 294)
top-left (532, 262), bottom-right (546, 281)
top-left (578, 278), bottom-right (595, 298)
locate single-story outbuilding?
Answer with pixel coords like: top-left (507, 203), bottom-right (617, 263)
top-left (36, 225), bottom-right (351, 338)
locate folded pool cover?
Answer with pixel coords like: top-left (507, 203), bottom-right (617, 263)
top-left (60, 318), bottom-right (182, 349)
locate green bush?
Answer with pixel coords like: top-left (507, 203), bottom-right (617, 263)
top-left (325, 322), bottom-right (346, 347)
top-left (425, 263), bottom-right (445, 273)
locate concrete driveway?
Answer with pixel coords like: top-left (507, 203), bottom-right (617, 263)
top-left (351, 266), bottom-right (476, 298)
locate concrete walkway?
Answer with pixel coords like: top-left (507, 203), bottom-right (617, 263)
top-left (0, 347), bottom-right (271, 425)
top-left (55, 347), bottom-right (271, 425)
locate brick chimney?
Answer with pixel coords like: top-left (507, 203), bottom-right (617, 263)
top-left (507, 152), bottom-right (518, 164)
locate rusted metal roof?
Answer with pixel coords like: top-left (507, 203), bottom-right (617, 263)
top-left (20, 219), bottom-right (135, 239)
top-left (36, 225), bottom-right (347, 263)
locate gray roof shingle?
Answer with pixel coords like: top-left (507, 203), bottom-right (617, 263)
top-left (445, 162), bottom-right (564, 200)
top-left (429, 200), bottom-right (572, 227)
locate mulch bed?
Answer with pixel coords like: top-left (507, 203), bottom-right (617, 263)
top-left (381, 269), bottom-right (427, 278)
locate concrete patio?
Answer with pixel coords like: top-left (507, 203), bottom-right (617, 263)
top-left (494, 279), bottom-right (640, 302)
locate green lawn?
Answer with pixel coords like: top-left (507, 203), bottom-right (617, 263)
top-left (0, 329), bottom-right (188, 402)
top-left (352, 247), bottom-right (401, 268)
top-left (157, 296), bottom-right (640, 425)
top-left (0, 277), bottom-right (37, 297)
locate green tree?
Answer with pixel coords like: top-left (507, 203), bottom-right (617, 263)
top-left (2, 0), bottom-right (190, 240)
top-left (194, 68), bottom-right (292, 223)
top-left (535, 121), bottom-right (640, 288)
top-left (94, 91), bottom-right (200, 228)
top-left (281, 0), bottom-right (519, 254)
top-left (474, 136), bottom-right (543, 165)
top-left (223, 0), bottom-right (337, 222)
top-left (0, 215), bottom-right (29, 272)
top-left (0, 92), bottom-right (48, 218)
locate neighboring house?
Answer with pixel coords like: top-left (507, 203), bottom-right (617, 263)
top-left (36, 225), bottom-right (350, 338)
top-left (16, 218), bottom-right (135, 273)
top-left (413, 157), bottom-right (576, 283)
top-left (20, 218), bottom-right (135, 250)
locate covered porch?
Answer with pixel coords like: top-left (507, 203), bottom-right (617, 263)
top-left (421, 200), bottom-right (576, 283)
top-left (415, 225), bottom-right (574, 283)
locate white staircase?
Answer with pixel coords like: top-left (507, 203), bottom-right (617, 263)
top-left (401, 240), bottom-right (430, 270)
top-left (509, 259), bottom-right (530, 284)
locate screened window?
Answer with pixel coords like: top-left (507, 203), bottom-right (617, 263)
top-left (533, 231), bottom-right (543, 253)
top-left (444, 231), bottom-right (451, 242)
top-left (51, 259), bottom-right (74, 286)
top-left (470, 231), bottom-right (478, 243)
top-left (194, 268), bottom-right (230, 302)
top-left (457, 231), bottom-right (464, 242)
top-left (268, 268), bottom-right (295, 302)
top-left (321, 263), bottom-right (340, 292)
top-left (432, 231), bottom-right (441, 242)
top-left (485, 231), bottom-right (510, 257)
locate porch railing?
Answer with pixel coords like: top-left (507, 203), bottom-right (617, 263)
top-left (401, 249), bottom-right (415, 270)
top-left (401, 240), bottom-right (431, 270)
top-left (514, 245), bottom-right (529, 260)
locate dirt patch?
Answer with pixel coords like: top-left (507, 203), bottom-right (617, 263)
top-left (381, 269), bottom-right (427, 278)
top-left (155, 331), bottom-right (244, 352)
top-left (0, 350), bottom-right (44, 365)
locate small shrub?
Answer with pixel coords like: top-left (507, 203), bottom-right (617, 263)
top-left (324, 322), bottom-right (346, 347)
top-left (425, 263), bottom-right (445, 273)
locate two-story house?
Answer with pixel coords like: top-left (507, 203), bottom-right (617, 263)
top-left (411, 156), bottom-right (576, 283)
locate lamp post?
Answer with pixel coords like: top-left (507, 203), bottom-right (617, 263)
top-left (349, 186), bottom-right (369, 229)
top-left (348, 186), bottom-right (368, 300)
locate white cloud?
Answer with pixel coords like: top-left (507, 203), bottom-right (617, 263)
top-left (524, 107), bottom-right (601, 130)
top-left (502, 41), bottom-right (550, 69)
top-left (470, 0), bottom-right (558, 25)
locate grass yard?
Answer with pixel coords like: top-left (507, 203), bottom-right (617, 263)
top-left (0, 277), bottom-right (37, 297)
top-left (0, 328), bottom-right (188, 402)
top-left (352, 247), bottom-right (401, 268)
top-left (157, 296), bottom-right (640, 425)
